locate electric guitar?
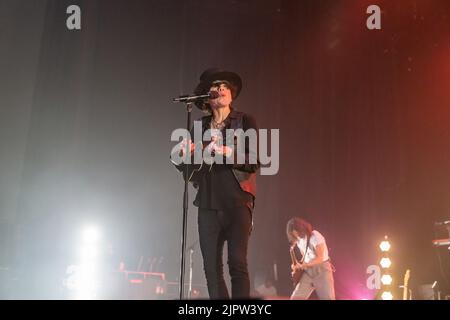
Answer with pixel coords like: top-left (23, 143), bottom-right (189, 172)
top-left (403, 269), bottom-right (411, 300)
top-left (289, 236), bottom-right (311, 288)
top-left (289, 244), bottom-right (303, 287)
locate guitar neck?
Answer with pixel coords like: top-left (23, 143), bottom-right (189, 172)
top-left (290, 247), bottom-right (298, 264)
top-left (403, 269), bottom-right (411, 300)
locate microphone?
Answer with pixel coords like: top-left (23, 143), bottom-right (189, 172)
top-left (173, 91), bottom-right (219, 103)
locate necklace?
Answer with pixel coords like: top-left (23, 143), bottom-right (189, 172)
top-left (211, 118), bottom-right (226, 130)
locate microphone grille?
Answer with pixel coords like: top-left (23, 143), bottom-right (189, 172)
top-left (209, 91), bottom-right (220, 99)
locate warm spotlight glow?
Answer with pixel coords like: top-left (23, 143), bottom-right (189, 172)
top-left (381, 274), bottom-right (393, 285)
top-left (381, 291), bottom-right (393, 300)
top-left (380, 257), bottom-right (392, 268)
top-left (379, 236), bottom-right (391, 252)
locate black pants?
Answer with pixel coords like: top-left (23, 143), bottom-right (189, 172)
top-left (198, 206), bottom-right (252, 299)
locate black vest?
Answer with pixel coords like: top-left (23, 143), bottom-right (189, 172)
top-left (198, 109), bottom-right (257, 199)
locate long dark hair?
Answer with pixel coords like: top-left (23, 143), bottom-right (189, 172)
top-left (286, 217), bottom-right (313, 244)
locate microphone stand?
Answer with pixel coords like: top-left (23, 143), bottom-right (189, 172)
top-left (179, 101), bottom-right (193, 300)
top-left (186, 240), bottom-right (198, 299)
top-left (173, 93), bottom-right (211, 299)
top-left (188, 246), bottom-right (194, 299)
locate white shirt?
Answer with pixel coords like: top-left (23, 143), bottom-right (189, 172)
top-left (296, 230), bottom-right (329, 264)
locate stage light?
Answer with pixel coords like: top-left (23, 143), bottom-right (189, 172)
top-left (75, 265), bottom-right (98, 300)
top-left (381, 274), bottom-right (393, 285)
top-left (379, 236), bottom-right (391, 252)
top-left (74, 225), bottom-right (102, 299)
top-left (378, 235), bottom-right (394, 300)
top-left (380, 257), bottom-right (391, 268)
top-left (82, 226), bottom-right (100, 244)
top-left (381, 291), bottom-right (393, 300)
top-left (80, 246), bottom-right (98, 261)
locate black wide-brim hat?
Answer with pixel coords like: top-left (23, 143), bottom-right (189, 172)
top-left (193, 68), bottom-right (242, 110)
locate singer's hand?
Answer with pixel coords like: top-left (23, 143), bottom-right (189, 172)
top-left (179, 139), bottom-right (195, 157)
top-left (209, 135), bottom-right (233, 157)
top-left (213, 145), bottom-right (233, 157)
top-left (291, 262), bottom-right (304, 272)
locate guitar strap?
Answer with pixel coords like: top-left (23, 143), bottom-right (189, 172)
top-left (301, 235), bottom-right (311, 264)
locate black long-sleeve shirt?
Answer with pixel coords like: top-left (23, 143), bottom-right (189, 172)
top-left (172, 109), bottom-right (259, 211)
top-left (193, 114), bottom-right (256, 210)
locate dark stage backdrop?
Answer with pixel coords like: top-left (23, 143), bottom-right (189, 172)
top-left (0, 0), bottom-right (449, 299)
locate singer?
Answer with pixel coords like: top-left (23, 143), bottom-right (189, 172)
top-left (172, 68), bottom-right (259, 299)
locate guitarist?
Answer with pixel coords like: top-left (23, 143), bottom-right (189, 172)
top-left (171, 69), bottom-right (259, 299)
top-left (286, 217), bottom-right (336, 300)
